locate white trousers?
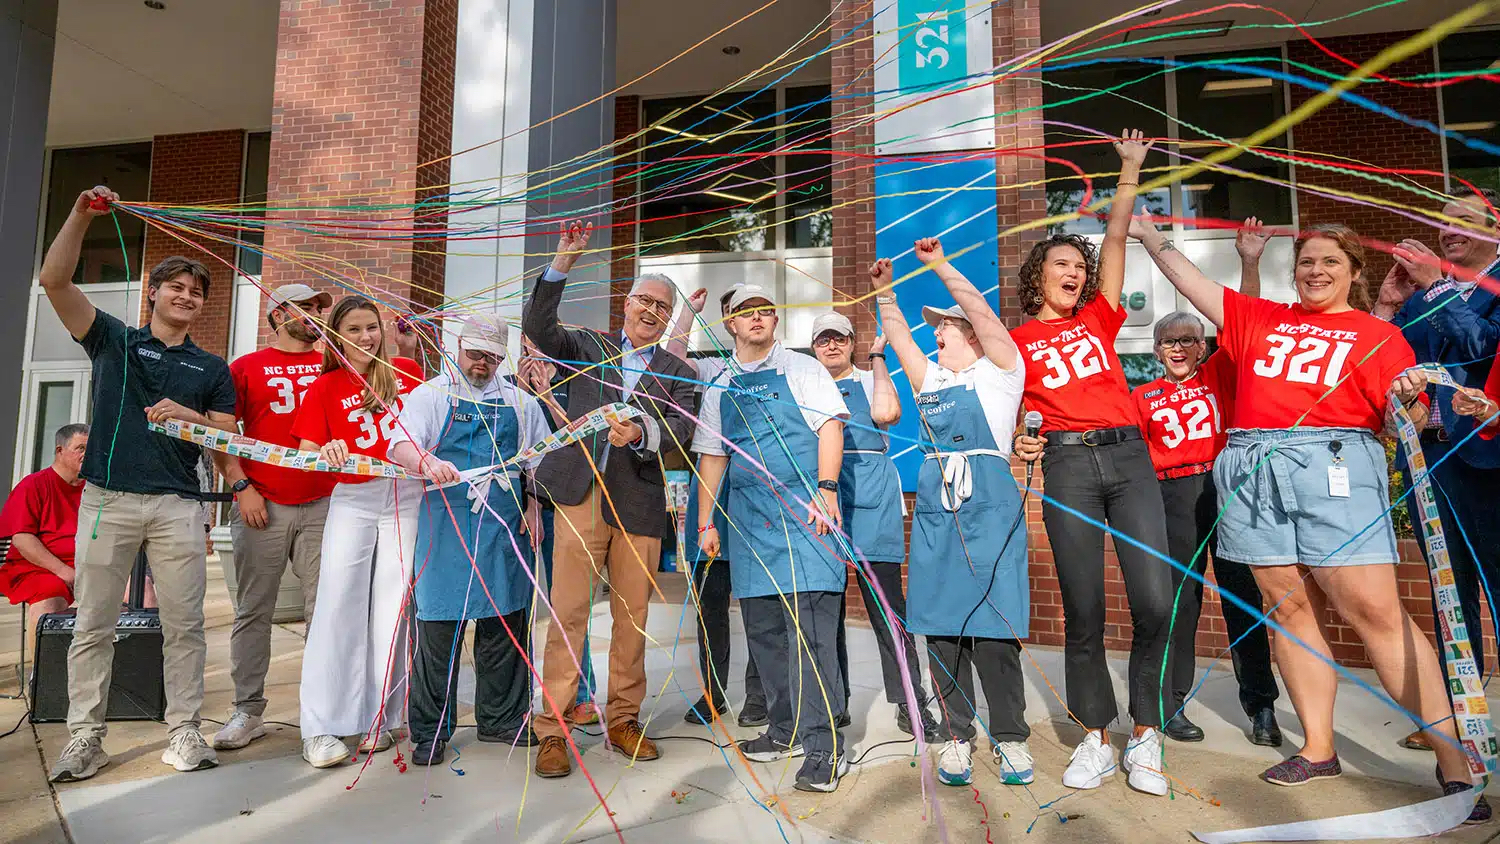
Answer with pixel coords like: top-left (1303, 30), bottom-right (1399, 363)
top-left (299, 479), bottom-right (422, 739)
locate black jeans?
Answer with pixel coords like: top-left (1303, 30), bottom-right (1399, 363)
top-left (1159, 472), bottom-right (1279, 717)
top-left (688, 555), bottom-right (764, 708)
top-left (1041, 438), bottom-right (1173, 729)
top-left (927, 637), bottom-right (1027, 743)
top-left (1403, 441), bottom-right (1500, 680)
top-left (835, 562), bottom-right (927, 706)
top-left (741, 591), bottom-right (845, 756)
top-left (410, 609), bottom-right (530, 744)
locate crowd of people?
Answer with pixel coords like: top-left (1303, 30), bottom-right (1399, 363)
top-left (3, 129), bottom-right (1499, 819)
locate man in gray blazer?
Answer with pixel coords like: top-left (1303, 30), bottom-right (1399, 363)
top-left (523, 220), bottom-right (698, 778)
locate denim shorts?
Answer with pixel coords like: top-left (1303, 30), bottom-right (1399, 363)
top-left (1213, 428), bottom-right (1399, 567)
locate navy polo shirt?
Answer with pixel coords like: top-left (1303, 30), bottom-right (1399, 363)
top-left (78, 309), bottom-right (236, 498)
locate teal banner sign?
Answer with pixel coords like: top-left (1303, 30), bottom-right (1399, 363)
top-left (898, 0), bottom-right (968, 91)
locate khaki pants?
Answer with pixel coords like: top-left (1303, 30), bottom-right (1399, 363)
top-left (535, 485), bottom-right (659, 737)
top-left (228, 496), bottom-right (328, 716)
top-left (69, 484), bottom-right (207, 739)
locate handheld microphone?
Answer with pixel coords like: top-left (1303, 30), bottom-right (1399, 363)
top-left (1023, 410), bottom-right (1043, 485)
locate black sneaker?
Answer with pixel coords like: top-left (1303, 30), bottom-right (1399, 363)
top-left (835, 712), bottom-right (851, 729)
top-left (479, 725), bottom-right (538, 747)
top-left (897, 704), bottom-right (941, 742)
top-left (410, 738), bottom-right (446, 766)
top-left (1164, 713), bottom-right (1204, 743)
top-left (1250, 708), bottom-right (1283, 748)
top-left (683, 697), bottom-right (728, 726)
top-left (1438, 766), bottom-right (1492, 825)
top-left (794, 750), bottom-right (850, 793)
top-left (738, 702), bottom-right (770, 728)
top-left (739, 733), bottom-right (803, 762)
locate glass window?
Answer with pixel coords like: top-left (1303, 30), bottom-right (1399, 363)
top-left (43, 143), bottom-right (152, 284)
top-left (1042, 63), bottom-right (1170, 235)
top-left (1439, 30), bottom-right (1500, 193)
top-left (1172, 50), bottom-right (1293, 229)
top-left (30, 382), bottom-right (74, 473)
top-left (783, 86), bottom-right (832, 250)
top-left (239, 131), bottom-right (271, 276)
top-left (639, 90), bottom-right (781, 254)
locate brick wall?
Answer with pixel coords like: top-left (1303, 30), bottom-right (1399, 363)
top-left (609, 95), bottom-right (642, 336)
top-left (140, 129), bottom-right (246, 357)
top-left (262, 0), bottom-right (457, 343)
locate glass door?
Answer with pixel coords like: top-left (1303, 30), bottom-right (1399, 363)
top-left (16, 370), bottom-right (90, 484)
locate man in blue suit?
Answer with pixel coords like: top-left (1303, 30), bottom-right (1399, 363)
top-left (1375, 188), bottom-right (1500, 750)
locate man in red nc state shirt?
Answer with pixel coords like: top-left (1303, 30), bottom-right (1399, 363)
top-left (212, 284), bottom-right (334, 752)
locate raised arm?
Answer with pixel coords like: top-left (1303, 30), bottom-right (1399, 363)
top-left (1098, 129), bottom-right (1154, 309)
top-left (871, 259), bottom-right (928, 388)
top-left (867, 334), bottom-right (901, 426)
top-left (522, 219), bottom-right (591, 361)
top-left (1130, 213), bottom-right (1227, 329)
top-left (664, 287), bottom-right (708, 364)
top-left (914, 237), bottom-right (1019, 370)
top-left (1234, 216), bottom-right (1269, 299)
top-left (40, 187), bottom-right (117, 340)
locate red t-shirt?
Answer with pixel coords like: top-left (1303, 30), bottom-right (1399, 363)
top-left (1133, 352), bottom-right (1235, 472)
top-left (0, 468), bottom-right (83, 567)
top-left (230, 347), bottom-right (337, 506)
top-left (1477, 358), bottom-right (1500, 440)
top-left (1010, 297), bottom-right (1139, 433)
top-left (290, 357), bottom-right (424, 484)
top-left (1218, 289), bottom-right (1420, 432)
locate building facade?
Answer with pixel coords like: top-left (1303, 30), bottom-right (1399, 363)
top-left (1, 0), bottom-right (1496, 666)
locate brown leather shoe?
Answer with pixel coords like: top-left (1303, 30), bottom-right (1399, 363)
top-left (607, 720), bottom-right (659, 762)
top-left (534, 736), bottom-right (572, 778)
top-left (1400, 730), bottom-right (1434, 751)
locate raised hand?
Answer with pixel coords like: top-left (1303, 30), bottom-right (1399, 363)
top-left (869, 258), bottom-right (894, 290)
top-left (870, 333), bottom-right (888, 357)
top-left (914, 238), bottom-right (946, 266)
top-left (1112, 128), bottom-right (1155, 170)
top-left (1128, 211), bottom-right (1161, 242)
top-left (687, 287), bottom-right (709, 314)
top-left (1376, 262), bottom-right (1416, 312)
top-left (551, 219), bottom-right (592, 274)
top-left (75, 186), bottom-right (119, 217)
top-left (1392, 239), bottom-right (1444, 290)
top-left (1236, 216), bottom-right (1270, 262)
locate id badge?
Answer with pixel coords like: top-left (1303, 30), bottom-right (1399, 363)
top-left (1328, 465), bottom-right (1351, 498)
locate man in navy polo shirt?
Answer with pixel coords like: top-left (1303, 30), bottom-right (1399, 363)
top-left (41, 187), bottom-right (238, 783)
top-left (1375, 188), bottom-right (1500, 750)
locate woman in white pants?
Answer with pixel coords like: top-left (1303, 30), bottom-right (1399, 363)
top-left (290, 295), bottom-right (425, 768)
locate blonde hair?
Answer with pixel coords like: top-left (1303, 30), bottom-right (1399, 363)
top-left (322, 295), bottom-right (398, 413)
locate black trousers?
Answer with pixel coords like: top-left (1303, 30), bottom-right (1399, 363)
top-left (835, 562), bottom-right (927, 706)
top-left (689, 556), bottom-right (764, 708)
top-left (410, 609), bottom-right (530, 744)
top-left (1041, 439), bottom-right (1173, 729)
top-left (927, 637), bottom-right (1027, 743)
top-left (1159, 472), bottom-right (1279, 717)
top-left (1403, 442), bottom-right (1500, 680)
top-left (741, 591), bottom-right (845, 756)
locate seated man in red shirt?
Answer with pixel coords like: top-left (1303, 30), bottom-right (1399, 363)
top-left (0, 423), bottom-right (90, 631)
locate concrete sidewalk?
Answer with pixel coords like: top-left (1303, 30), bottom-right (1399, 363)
top-left (0, 572), bottom-right (1495, 843)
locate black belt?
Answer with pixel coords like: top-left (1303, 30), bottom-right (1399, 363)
top-left (1045, 426), bottom-right (1142, 447)
top-left (1420, 427), bottom-right (1450, 444)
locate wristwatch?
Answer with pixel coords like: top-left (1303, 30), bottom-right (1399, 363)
top-left (868, 352), bottom-right (887, 361)
top-left (817, 479), bottom-right (839, 492)
top-left (231, 479), bottom-right (251, 495)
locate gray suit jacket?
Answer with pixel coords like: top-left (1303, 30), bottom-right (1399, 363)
top-left (522, 272), bottom-right (698, 539)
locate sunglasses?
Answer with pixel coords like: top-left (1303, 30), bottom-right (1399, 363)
top-left (1157, 337), bottom-right (1202, 350)
top-left (812, 333), bottom-right (851, 348)
top-left (630, 294), bottom-right (673, 315)
top-left (735, 307), bottom-right (776, 319)
top-left (463, 348), bottom-right (501, 364)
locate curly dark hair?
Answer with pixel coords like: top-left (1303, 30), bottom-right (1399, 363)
top-left (1015, 234), bottom-right (1100, 317)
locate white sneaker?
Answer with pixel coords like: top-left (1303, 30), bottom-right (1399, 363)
top-left (1123, 728), bottom-right (1169, 796)
top-left (302, 735), bottom-right (351, 769)
top-left (1062, 731), bottom-right (1117, 790)
top-left (161, 728), bottom-right (220, 772)
top-left (936, 739), bottom-right (973, 786)
top-left (994, 741), bottom-right (1034, 785)
top-left (49, 735), bottom-right (109, 783)
top-left (212, 711), bottom-right (266, 750)
top-left (357, 730), bottom-right (394, 754)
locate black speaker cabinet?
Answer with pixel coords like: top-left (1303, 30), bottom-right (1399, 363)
top-left (29, 609), bottom-right (166, 723)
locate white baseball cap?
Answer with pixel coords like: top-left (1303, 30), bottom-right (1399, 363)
top-left (265, 283), bottom-right (333, 316)
top-left (922, 303), bottom-right (971, 329)
top-left (726, 284), bottom-right (777, 313)
top-left (459, 313), bottom-right (508, 358)
top-left (810, 312), bottom-right (854, 341)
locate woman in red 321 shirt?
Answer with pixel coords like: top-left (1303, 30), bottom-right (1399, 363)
top-left (1131, 306), bottom-right (1280, 752)
top-left (1009, 130), bottom-right (1176, 797)
top-left (290, 295), bottom-right (424, 770)
top-left (1132, 218), bottom-right (1487, 817)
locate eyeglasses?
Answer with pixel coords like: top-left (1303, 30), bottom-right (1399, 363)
top-left (734, 307), bottom-right (776, 319)
top-left (630, 294), bottom-right (673, 315)
top-left (463, 348), bottom-right (501, 364)
top-left (1156, 337), bottom-right (1202, 350)
top-left (812, 334), bottom-right (851, 348)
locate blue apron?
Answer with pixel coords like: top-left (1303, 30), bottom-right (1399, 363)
top-left (413, 395), bottom-right (532, 622)
top-left (836, 376), bottom-right (905, 563)
top-left (721, 367), bottom-right (845, 599)
top-left (907, 382), bottom-right (1028, 638)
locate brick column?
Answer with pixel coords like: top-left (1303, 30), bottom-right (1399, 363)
top-left (262, 0), bottom-right (459, 329)
top-left (829, 3), bottom-right (877, 347)
top-left (609, 95), bottom-right (641, 337)
top-left (141, 129), bottom-right (246, 358)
